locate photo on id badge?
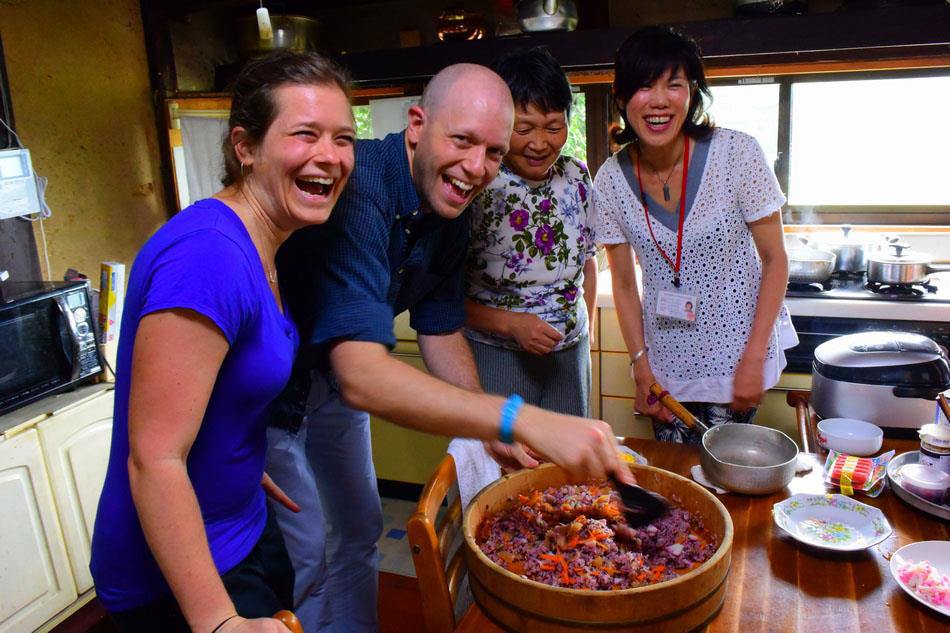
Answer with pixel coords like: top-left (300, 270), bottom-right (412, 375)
top-left (656, 289), bottom-right (697, 323)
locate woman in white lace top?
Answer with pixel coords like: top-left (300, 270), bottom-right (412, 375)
top-left (594, 26), bottom-right (797, 443)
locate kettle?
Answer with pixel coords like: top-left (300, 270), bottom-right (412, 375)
top-left (517, 0), bottom-right (578, 32)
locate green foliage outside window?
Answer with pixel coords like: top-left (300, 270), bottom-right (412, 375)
top-left (353, 105), bottom-right (373, 139)
top-left (352, 92), bottom-right (587, 163)
top-left (562, 92), bottom-right (587, 166)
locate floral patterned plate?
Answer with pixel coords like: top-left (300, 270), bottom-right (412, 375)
top-left (772, 494), bottom-right (893, 552)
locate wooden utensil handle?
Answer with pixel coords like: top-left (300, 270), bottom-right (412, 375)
top-left (938, 392), bottom-right (950, 424)
top-left (649, 383), bottom-right (705, 431)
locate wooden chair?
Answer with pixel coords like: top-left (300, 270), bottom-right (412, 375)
top-left (406, 454), bottom-right (466, 633)
top-left (274, 609), bottom-right (304, 633)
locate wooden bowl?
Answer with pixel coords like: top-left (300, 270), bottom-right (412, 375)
top-left (462, 463), bottom-right (734, 632)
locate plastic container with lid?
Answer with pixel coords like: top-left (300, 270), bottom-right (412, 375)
top-left (899, 463), bottom-right (950, 504)
top-left (919, 421), bottom-right (950, 475)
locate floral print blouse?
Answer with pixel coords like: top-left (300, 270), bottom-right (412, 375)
top-left (465, 155), bottom-right (598, 351)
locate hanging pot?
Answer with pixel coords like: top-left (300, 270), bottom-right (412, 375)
top-left (866, 243), bottom-right (950, 285)
top-left (236, 14), bottom-right (321, 58)
top-left (517, 0), bottom-right (578, 32)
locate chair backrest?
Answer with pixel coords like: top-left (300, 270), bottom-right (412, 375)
top-left (407, 454), bottom-right (466, 633)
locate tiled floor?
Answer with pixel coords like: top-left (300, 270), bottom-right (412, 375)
top-left (377, 496), bottom-right (419, 577)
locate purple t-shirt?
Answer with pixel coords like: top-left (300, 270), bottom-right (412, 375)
top-left (90, 198), bottom-right (298, 611)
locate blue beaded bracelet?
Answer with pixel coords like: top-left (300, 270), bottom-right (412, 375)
top-left (499, 394), bottom-right (524, 444)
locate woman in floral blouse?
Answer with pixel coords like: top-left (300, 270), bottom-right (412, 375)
top-left (464, 47), bottom-right (598, 417)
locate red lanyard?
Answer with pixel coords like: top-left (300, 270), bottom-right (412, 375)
top-left (636, 136), bottom-right (690, 288)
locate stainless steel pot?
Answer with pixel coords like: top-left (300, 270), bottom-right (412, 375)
top-left (813, 225), bottom-right (874, 274)
top-left (788, 247), bottom-right (836, 283)
top-left (867, 243), bottom-right (950, 285)
top-left (517, 0), bottom-right (578, 32)
top-left (237, 14), bottom-right (320, 57)
top-left (650, 385), bottom-right (799, 495)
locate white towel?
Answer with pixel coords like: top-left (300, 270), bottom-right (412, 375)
top-left (447, 438), bottom-right (502, 510)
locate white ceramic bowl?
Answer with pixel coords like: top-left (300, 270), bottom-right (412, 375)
top-left (817, 418), bottom-right (883, 456)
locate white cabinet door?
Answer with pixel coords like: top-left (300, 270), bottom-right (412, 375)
top-left (36, 390), bottom-right (114, 594)
top-left (0, 429), bottom-right (77, 632)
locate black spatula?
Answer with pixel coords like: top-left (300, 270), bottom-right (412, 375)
top-left (609, 475), bottom-right (671, 528)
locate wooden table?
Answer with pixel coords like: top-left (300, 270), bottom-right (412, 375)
top-left (458, 394), bottom-right (949, 633)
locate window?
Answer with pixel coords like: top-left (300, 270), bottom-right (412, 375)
top-left (352, 92), bottom-right (589, 163)
top-left (788, 75), bottom-right (950, 207)
top-left (706, 82), bottom-right (780, 173)
top-left (564, 91), bottom-right (587, 165)
top-left (708, 69), bottom-right (950, 224)
top-left (353, 105), bottom-right (372, 139)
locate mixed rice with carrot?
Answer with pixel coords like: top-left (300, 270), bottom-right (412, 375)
top-left (477, 482), bottom-right (716, 590)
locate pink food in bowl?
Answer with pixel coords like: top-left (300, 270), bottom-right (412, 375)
top-left (897, 560), bottom-right (950, 607)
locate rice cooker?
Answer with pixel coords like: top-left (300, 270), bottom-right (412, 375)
top-left (811, 331), bottom-right (950, 430)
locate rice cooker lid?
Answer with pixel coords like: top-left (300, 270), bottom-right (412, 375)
top-left (813, 331), bottom-right (950, 388)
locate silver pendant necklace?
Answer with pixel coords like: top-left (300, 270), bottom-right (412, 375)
top-left (639, 149), bottom-right (683, 202)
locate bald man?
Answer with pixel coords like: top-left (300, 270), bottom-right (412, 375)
top-left (267, 64), bottom-right (630, 632)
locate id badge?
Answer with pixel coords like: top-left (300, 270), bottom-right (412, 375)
top-left (656, 289), bottom-right (698, 322)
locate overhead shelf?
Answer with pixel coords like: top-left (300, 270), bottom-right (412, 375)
top-left (337, 5), bottom-right (950, 85)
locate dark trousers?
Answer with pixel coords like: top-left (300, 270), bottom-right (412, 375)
top-left (109, 506), bottom-right (294, 633)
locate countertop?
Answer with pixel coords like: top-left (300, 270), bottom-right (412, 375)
top-left (0, 382), bottom-right (113, 438)
top-left (459, 427), bottom-right (949, 633)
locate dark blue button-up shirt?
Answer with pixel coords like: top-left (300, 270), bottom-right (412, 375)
top-left (277, 130), bottom-right (469, 373)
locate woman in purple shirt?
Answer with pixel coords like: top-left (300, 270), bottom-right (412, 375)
top-left (90, 52), bottom-right (355, 633)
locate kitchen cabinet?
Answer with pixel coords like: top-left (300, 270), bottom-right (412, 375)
top-left (36, 391), bottom-right (114, 593)
top-left (370, 353), bottom-right (450, 485)
top-left (0, 429), bottom-right (78, 632)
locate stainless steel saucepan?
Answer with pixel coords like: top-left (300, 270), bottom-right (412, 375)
top-left (867, 243), bottom-right (950, 285)
top-left (811, 224), bottom-right (879, 274)
top-left (649, 384), bottom-right (799, 495)
top-left (787, 246), bottom-right (836, 284)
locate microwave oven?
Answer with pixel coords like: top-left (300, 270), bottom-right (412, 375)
top-left (0, 280), bottom-right (103, 416)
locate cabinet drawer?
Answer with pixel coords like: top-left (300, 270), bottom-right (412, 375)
top-left (600, 352), bottom-right (635, 398)
top-left (601, 397), bottom-right (654, 439)
top-left (599, 308), bottom-right (628, 353)
top-left (370, 354), bottom-right (449, 484)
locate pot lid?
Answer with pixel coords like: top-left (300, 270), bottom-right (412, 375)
top-left (868, 243), bottom-right (932, 265)
top-left (813, 225), bottom-right (875, 247)
top-left (814, 331), bottom-right (950, 389)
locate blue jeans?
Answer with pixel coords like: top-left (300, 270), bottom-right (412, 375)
top-left (266, 370), bottom-right (383, 633)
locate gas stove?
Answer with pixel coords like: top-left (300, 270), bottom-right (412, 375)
top-left (786, 272), bottom-right (950, 303)
top-left (784, 272), bottom-right (950, 374)
top-left (785, 271), bottom-right (950, 321)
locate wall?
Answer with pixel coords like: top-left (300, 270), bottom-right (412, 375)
top-left (0, 0), bottom-right (166, 282)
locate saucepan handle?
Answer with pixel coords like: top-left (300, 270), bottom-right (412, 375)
top-left (648, 383), bottom-right (711, 435)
